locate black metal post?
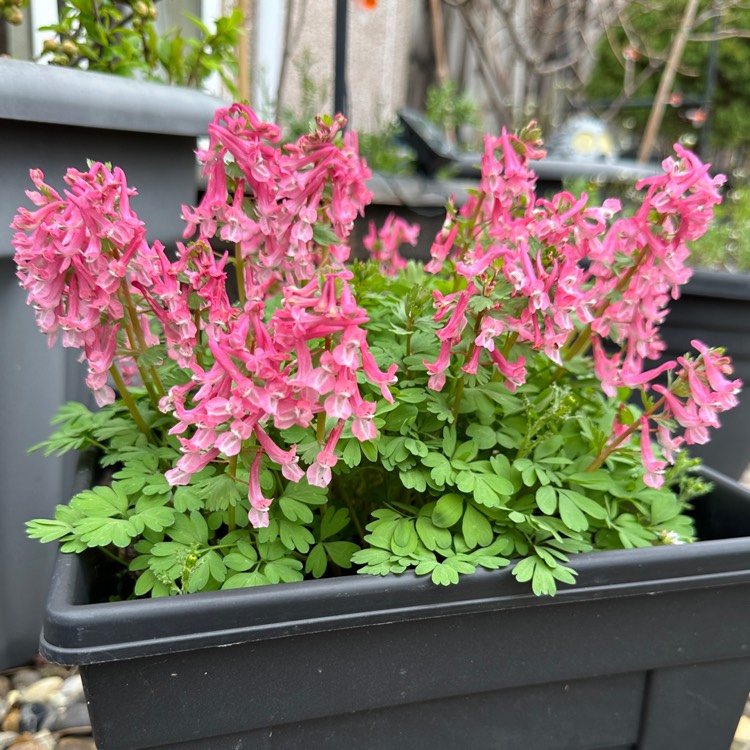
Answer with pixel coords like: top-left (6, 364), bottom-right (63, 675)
top-left (334, 0), bottom-right (348, 120)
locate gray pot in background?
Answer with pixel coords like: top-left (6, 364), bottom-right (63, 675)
top-left (0, 59), bottom-right (225, 669)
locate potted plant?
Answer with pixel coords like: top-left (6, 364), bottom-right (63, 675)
top-left (14, 104), bottom-right (750, 749)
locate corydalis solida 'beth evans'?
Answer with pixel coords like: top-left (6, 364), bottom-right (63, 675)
top-left (12, 105), bottom-right (742, 596)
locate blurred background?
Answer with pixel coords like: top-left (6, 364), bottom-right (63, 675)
top-left (3, 0), bottom-right (749, 174)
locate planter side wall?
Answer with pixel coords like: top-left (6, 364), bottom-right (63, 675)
top-left (0, 260), bottom-right (82, 669)
top-left (78, 582), bottom-right (750, 750)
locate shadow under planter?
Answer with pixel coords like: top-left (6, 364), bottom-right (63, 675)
top-left (39, 465), bottom-right (750, 750)
top-left (0, 59), bottom-right (225, 669)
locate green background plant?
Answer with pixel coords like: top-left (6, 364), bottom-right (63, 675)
top-left (688, 183), bottom-right (750, 272)
top-left (37, 0), bottom-right (241, 95)
top-left (586, 0), bottom-right (750, 157)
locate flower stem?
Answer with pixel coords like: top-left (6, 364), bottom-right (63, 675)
top-left (585, 394), bottom-right (667, 472)
top-left (100, 546), bottom-right (129, 567)
top-left (342, 493), bottom-right (367, 545)
top-left (452, 375), bottom-right (465, 421)
top-left (227, 455), bottom-right (238, 532)
top-left (316, 411), bottom-right (327, 443)
top-left (120, 281), bottom-right (166, 403)
top-left (235, 243), bottom-right (246, 305)
top-left (109, 363), bottom-right (156, 443)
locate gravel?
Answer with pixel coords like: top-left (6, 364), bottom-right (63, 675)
top-left (0, 660), bottom-right (94, 749)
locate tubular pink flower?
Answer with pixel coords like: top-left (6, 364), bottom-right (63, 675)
top-left (247, 450), bottom-right (273, 529)
top-left (640, 417), bottom-right (667, 488)
top-left (489, 350), bottom-right (527, 392)
top-left (254, 425), bottom-right (304, 483)
top-left (166, 448), bottom-right (221, 486)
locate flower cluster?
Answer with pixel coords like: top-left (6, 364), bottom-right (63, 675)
top-left (12, 164), bottom-right (156, 406)
top-left (421, 126), bottom-right (734, 489)
top-left (15, 105), bottom-right (742, 597)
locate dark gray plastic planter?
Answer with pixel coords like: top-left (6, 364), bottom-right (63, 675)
top-left (659, 268), bottom-right (750, 479)
top-left (40, 466), bottom-right (750, 750)
top-left (0, 59), bottom-right (225, 669)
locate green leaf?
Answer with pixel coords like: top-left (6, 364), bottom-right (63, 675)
top-left (431, 561), bottom-right (460, 585)
top-left (342, 439), bottom-right (362, 468)
top-left (351, 547), bottom-right (392, 568)
top-left (533, 435), bottom-right (564, 460)
top-left (186, 557), bottom-right (211, 593)
top-left (432, 493), bottom-right (464, 528)
top-left (279, 519), bottom-right (315, 553)
top-left (361, 440), bottom-right (378, 462)
top-left (167, 513), bottom-right (208, 545)
top-left (279, 496), bottom-right (315, 524)
top-left (465, 424), bottom-right (497, 450)
top-left (205, 474), bottom-right (242, 511)
top-left (282, 481), bottom-right (328, 505)
top-left (472, 475), bottom-right (510, 507)
top-left (324, 541), bottom-right (359, 567)
top-left (536, 485), bottom-right (557, 515)
top-left (320, 507), bottom-right (351, 540)
top-left (443, 556), bottom-right (476, 575)
top-left (26, 518), bottom-right (74, 543)
top-left (423, 453), bottom-right (453, 485)
top-left (312, 223), bottom-right (341, 247)
top-left (442, 425), bottom-right (457, 457)
top-left (650, 491), bottom-right (682, 525)
top-left (264, 558), bottom-right (304, 584)
top-left (456, 470), bottom-right (476, 493)
top-left (305, 543), bottom-right (328, 578)
top-left (391, 518), bottom-right (418, 555)
top-left (130, 504), bottom-right (175, 534)
top-left (453, 440), bottom-right (478, 463)
top-left (559, 489), bottom-right (608, 520)
top-left (76, 517), bottom-right (137, 548)
top-left (512, 555), bottom-right (558, 596)
top-left (558, 494), bottom-right (589, 532)
top-left (110, 467), bottom-right (147, 495)
top-left (206, 550), bottom-right (227, 583)
top-left (399, 468), bottom-right (427, 492)
top-left (462, 504), bottom-right (493, 548)
top-left (173, 487), bottom-right (203, 512)
top-left (223, 552), bottom-right (256, 572)
top-left (404, 438), bottom-right (429, 457)
top-left (416, 510), bottom-right (453, 551)
top-left (70, 485), bottom-right (129, 518)
top-left (222, 571), bottom-right (269, 589)
top-left (134, 570), bottom-right (158, 597)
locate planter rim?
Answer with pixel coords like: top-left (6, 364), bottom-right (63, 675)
top-left (40, 466), bottom-right (750, 665)
top-left (681, 267), bottom-right (750, 301)
top-left (0, 59), bottom-right (227, 136)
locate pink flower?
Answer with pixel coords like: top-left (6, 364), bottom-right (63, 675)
top-left (247, 451), bottom-right (273, 529)
top-left (363, 212), bottom-right (419, 276)
top-left (640, 417), bottom-right (667, 489)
